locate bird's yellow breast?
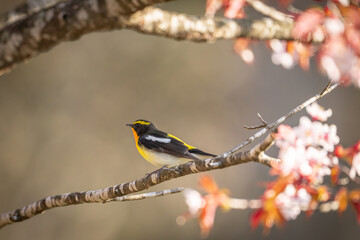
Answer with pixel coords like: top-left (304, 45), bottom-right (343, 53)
top-left (136, 144), bottom-right (192, 167)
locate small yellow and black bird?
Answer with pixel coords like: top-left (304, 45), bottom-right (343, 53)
top-left (126, 119), bottom-right (216, 167)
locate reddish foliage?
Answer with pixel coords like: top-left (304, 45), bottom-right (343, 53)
top-left (334, 141), bottom-right (360, 164)
top-left (181, 175), bottom-right (229, 237)
top-left (306, 185), bottom-right (330, 216)
top-left (331, 165), bottom-right (340, 184)
top-left (287, 41), bottom-right (313, 70)
top-left (251, 175), bottom-right (292, 231)
top-left (199, 175), bottom-right (220, 194)
top-left (349, 190), bottom-right (360, 223)
top-left (335, 188), bottom-right (348, 214)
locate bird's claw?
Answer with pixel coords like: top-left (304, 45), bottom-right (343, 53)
top-left (145, 165), bottom-right (179, 177)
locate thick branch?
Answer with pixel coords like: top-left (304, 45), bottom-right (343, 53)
top-left (0, 1), bottom-right (296, 76)
top-left (0, 0), bottom-right (68, 29)
top-left (0, 133), bottom-right (275, 229)
top-left (0, 0), bottom-right (171, 76)
top-left (125, 7), bottom-right (293, 42)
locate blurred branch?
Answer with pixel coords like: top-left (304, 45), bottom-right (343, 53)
top-left (226, 198), bottom-right (340, 213)
top-left (245, 0), bottom-right (293, 23)
top-left (125, 7), bottom-right (293, 42)
top-left (106, 187), bottom-right (184, 202)
top-left (0, 83), bottom-right (338, 228)
top-left (0, 0), bottom-right (304, 76)
top-left (0, 0), bottom-right (67, 29)
top-left (0, 0), bottom-right (172, 76)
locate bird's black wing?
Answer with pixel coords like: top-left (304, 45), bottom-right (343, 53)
top-left (138, 131), bottom-right (199, 160)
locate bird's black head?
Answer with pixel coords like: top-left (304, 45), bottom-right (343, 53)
top-left (126, 119), bottom-right (155, 136)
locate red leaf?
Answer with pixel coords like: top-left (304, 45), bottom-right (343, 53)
top-left (331, 165), bottom-right (340, 185)
top-left (251, 209), bottom-right (263, 229)
top-left (297, 43), bottom-right (312, 70)
top-left (335, 188), bottom-right (348, 214)
top-left (199, 195), bottom-right (218, 237)
top-left (199, 175), bottom-right (219, 194)
top-left (349, 190), bottom-right (360, 223)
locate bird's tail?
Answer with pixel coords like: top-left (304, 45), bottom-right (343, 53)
top-left (189, 148), bottom-right (216, 159)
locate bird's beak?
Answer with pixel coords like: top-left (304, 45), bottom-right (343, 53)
top-left (126, 123), bottom-right (133, 127)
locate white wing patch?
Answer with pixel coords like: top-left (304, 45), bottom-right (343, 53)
top-left (145, 135), bottom-right (171, 143)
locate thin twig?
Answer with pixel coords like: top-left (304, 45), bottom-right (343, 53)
top-left (106, 187), bottom-right (184, 202)
top-left (223, 82), bottom-right (339, 156)
top-left (244, 113), bottom-right (268, 130)
top-left (245, 0), bottom-right (293, 23)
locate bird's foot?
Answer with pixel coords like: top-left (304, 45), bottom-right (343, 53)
top-left (145, 165), bottom-right (178, 177)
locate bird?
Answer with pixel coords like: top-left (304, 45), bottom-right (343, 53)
top-left (126, 119), bottom-right (216, 167)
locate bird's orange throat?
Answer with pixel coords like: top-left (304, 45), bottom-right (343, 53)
top-left (131, 128), bottom-right (139, 143)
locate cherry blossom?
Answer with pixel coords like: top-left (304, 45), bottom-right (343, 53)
top-left (306, 102), bottom-right (333, 122)
top-left (269, 39), bottom-right (295, 69)
top-left (294, 116), bottom-right (339, 152)
top-left (276, 185), bottom-right (311, 220)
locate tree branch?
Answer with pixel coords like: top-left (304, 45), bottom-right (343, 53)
top-left (106, 187), bottom-right (184, 202)
top-left (0, 83), bottom-right (338, 228)
top-left (223, 82), bottom-right (339, 156)
top-left (0, 0), bottom-right (68, 29)
top-left (0, 132), bottom-right (274, 228)
top-left (0, 0), bottom-right (172, 76)
top-left (124, 7), bottom-right (293, 42)
top-left (0, 0), bottom-right (297, 76)
top-left (245, 0), bottom-right (293, 23)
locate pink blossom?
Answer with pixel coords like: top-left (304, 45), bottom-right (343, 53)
top-left (292, 9), bottom-right (325, 40)
top-left (324, 18), bottom-right (345, 36)
top-left (278, 143), bottom-right (311, 176)
top-left (306, 102), bottom-right (332, 122)
top-left (319, 37), bottom-right (358, 83)
top-left (294, 116), bottom-right (339, 152)
top-left (276, 185), bottom-right (311, 220)
top-left (270, 40), bottom-right (295, 69)
top-left (276, 124), bottom-right (297, 149)
top-left (183, 188), bottom-right (205, 216)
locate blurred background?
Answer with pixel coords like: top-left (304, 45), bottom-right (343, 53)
top-left (0, 0), bottom-right (360, 239)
